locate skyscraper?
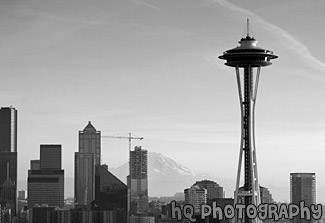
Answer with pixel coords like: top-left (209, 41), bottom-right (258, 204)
top-left (0, 106), bottom-right (17, 216)
top-left (127, 146), bottom-right (148, 217)
top-left (75, 121), bottom-right (101, 206)
top-left (27, 144), bottom-right (64, 208)
top-left (290, 173), bottom-right (316, 223)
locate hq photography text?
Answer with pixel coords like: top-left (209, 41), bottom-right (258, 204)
top-left (171, 201), bottom-right (322, 222)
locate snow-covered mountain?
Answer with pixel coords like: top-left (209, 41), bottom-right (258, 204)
top-left (109, 151), bottom-right (235, 197)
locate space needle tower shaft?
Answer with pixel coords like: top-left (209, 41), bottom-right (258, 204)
top-left (219, 20), bottom-right (277, 223)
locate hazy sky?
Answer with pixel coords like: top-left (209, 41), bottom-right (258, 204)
top-left (1, 0), bottom-right (325, 201)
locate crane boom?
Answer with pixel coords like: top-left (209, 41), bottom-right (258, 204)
top-left (101, 133), bottom-right (144, 151)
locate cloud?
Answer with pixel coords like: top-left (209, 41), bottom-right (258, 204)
top-left (205, 0), bottom-right (325, 78)
top-left (133, 0), bottom-right (165, 13)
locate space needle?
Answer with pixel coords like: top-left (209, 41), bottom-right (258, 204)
top-left (219, 20), bottom-right (277, 223)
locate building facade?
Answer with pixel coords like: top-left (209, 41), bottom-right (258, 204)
top-left (290, 173), bottom-right (316, 205)
top-left (0, 107), bottom-right (18, 216)
top-left (29, 207), bottom-right (118, 223)
top-left (27, 145), bottom-right (64, 209)
top-left (193, 180), bottom-right (224, 200)
top-left (75, 121), bottom-right (101, 206)
top-left (259, 186), bottom-right (274, 204)
top-left (129, 216), bottom-right (155, 223)
top-left (128, 146), bottom-right (149, 217)
top-left (290, 173), bottom-right (316, 223)
top-left (40, 145), bottom-right (62, 170)
top-left (184, 185), bottom-right (207, 214)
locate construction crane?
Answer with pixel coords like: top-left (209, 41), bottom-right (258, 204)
top-left (101, 133), bottom-right (144, 151)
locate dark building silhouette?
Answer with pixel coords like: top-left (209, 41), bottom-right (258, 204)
top-left (27, 145), bottom-right (64, 209)
top-left (70, 208), bottom-right (117, 223)
top-left (30, 207), bottom-right (118, 223)
top-left (92, 164), bottom-right (127, 223)
top-left (40, 145), bottom-right (62, 169)
top-left (290, 173), bottom-right (316, 223)
top-left (75, 121), bottom-right (101, 207)
top-left (30, 160), bottom-right (40, 171)
top-left (0, 106), bottom-right (17, 216)
top-left (0, 164), bottom-right (16, 211)
top-left (29, 206), bottom-right (56, 223)
top-left (0, 206), bottom-right (13, 223)
top-left (259, 186), bottom-right (274, 203)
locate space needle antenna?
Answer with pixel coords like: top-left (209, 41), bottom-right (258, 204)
top-left (246, 18), bottom-right (250, 37)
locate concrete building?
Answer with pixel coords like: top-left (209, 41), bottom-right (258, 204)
top-left (193, 180), bottom-right (224, 200)
top-left (127, 146), bottom-right (149, 217)
top-left (184, 185), bottom-right (207, 214)
top-left (27, 145), bottom-right (64, 209)
top-left (75, 121), bottom-right (101, 206)
top-left (0, 107), bottom-right (18, 216)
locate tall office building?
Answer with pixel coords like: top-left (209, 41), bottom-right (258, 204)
top-left (75, 121), bottom-right (101, 206)
top-left (0, 107), bottom-right (17, 216)
top-left (290, 173), bottom-right (316, 223)
top-left (193, 180), bottom-right (224, 200)
top-left (27, 144), bottom-right (64, 208)
top-left (127, 146), bottom-right (148, 217)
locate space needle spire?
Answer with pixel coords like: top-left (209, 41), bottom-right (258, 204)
top-left (246, 19), bottom-right (250, 37)
top-left (219, 20), bottom-right (277, 223)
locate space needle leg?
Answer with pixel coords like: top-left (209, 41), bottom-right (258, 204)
top-left (234, 66), bottom-right (244, 223)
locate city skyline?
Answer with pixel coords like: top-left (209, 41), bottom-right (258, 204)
top-left (1, 0), bottom-right (325, 204)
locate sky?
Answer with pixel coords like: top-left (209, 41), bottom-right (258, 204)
top-left (1, 0), bottom-right (325, 201)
